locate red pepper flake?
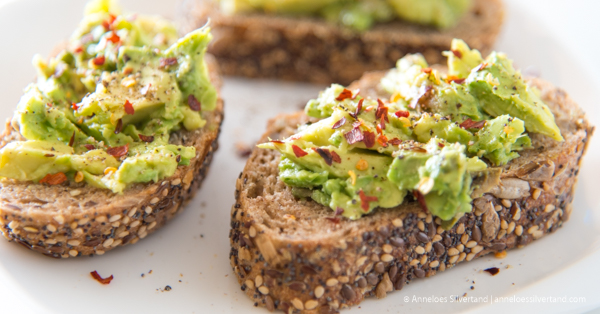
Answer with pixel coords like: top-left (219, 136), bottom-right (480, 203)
top-left (421, 68), bottom-right (432, 74)
top-left (448, 77), bottom-right (466, 84)
top-left (331, 117), bottom-right (346, 129)
top-left (325, 217), bottom-right (340, 224)
top-left (351, 89), bottom-right (360, 99)
top-left (335, 88), bottom-right (353, 101)
top-left (90, 270), bottom-right (114, 284)
top-left (335, 207), bottom-right (344, 215)
top-left (124, 100), bottom-right (135, 115)
top-left (344, 127), bottom-right (364, 145)
top-left (388, 138), bottom-right (402, 145)
top-left (84, 144), bottom-right (96, 150)
top-left (107, 143), bottom-right (129, 158)
top-left (176, 155), bottom-right (181, 163)
top-left (313, 148), bottom-right (333, 166)
top-left (138, 134), bottom-right (154, 143)
top-left (159, 57), bottom-right (178, 69)
top-left (375, 99), bottom-right (389, 131)
top-left (483, 267), bottom-right (500, 276)
top-left (451, 50), bottom-right (463, 58)
top-left (363, 131), bottom-right (375, 148)
top-left (114, 119), bottom-right (123, 134)
top-left (474, 63), bottom-right (488, 72)
top-left (409, 85), bottom-right (433, 109)
top-left (459, 118), bottom-right (486, 129)
top-left (108, 14), bottom-right (117, 24)
top-left (331, 151), bottom-right (341, 163)
top-left (270, 140), bottom-right (285, 144)
top-left (44, 154), bottom-right (54, 157)
top-left (101, 20), bottom-right (111, 31)
top-left (412, 147), bottom-right (428, 153)
top-left (413, 190), bottom-right (429, 213)
top-left (71, 102), bottom-right (79, 111)
top-left (358, 190), bottom-right (378, 212)
top-left (39, 172), bottom-right (67, 185)
top-left (106, 32), bottom-right (120, 44)
top-left (375, 124), bottom-right (382, 135)
top-left (438, 142), bottom-right (445, 148)
top-left (73, 46), bottom-right (83, 53)
top-left (69, 131), bottom-right (76, 147)
top-left (350, 99), bottom-right (364, 119)
top-left (188, 94), bottom-right (201, 112)
top-left (292, 145), bottom-right (308, 158)
top-left (93, 56), bottom-right (106, 66)
top-left (46, 103), bottom-right (53, 107)
top-left (394, 110), bottom-right (409, 118)
top-left (377, 135), bottom-right (388, 147)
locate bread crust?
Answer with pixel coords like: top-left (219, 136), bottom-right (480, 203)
top-left (229, 74), bottom-right (593, 313)
top-left (180, 0), bottom-right (504, 85)
top-left (0, 55), bottom-right (224, 258)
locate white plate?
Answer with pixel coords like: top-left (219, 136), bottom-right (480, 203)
top-left (0, 0), bottom-right (598, 313)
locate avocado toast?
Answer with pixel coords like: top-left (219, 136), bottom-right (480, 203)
top-left (230, 41), bottom-right (593, 312)
top-left (0, 0), bottom-right (224, 258)
top-left (180, 0), bottom-right (503, 85)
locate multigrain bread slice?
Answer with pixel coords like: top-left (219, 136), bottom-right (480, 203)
top-left (229, 73), bottom-right (593, 313)
top-left (180, 0), bottom-right (504, 85)
top-left (0, 55), bottom-right (224, 259)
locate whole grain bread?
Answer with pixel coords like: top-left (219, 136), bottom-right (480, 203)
top-left (0, 55), bottom-right (224, 258)
top-left (180, 0), bottom-right (504, 85)
top-left (229, 73), bottom-right (593, 313)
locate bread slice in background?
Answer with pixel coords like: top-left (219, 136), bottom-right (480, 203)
top-left (229, 72), bottom-right (593, 313)
top-left (180, 0), bottom-right (504, 85)
top-left (0, 55), bottom-right (224, 259)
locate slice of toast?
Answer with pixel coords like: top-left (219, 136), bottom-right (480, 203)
top-left (180, 0), bottom-right (504, 85)
top-left (0, 55), bottom-right (224, 258)
top-left (230, 72), bottom-right (593, 313)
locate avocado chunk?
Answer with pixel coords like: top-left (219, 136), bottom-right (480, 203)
top-left (0, 0), bottom-right (217, 193)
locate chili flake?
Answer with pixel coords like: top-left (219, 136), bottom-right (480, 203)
top-left (159, 57), bottom-right (178, 69)
top-left (331, 151), bottom-right (341, 163)
top-left (39, 172), bottom-right (67, 185)
top-left (388, 138), bottom-right (402, 145)
top-left (114, 119), bottom-right (123, 134)
top-left (358, 190), bottom-right (378, 212)
top-left (394, 110), bottom-right (409, 118)
top-left (313, 148), bottom-right (333, 166)
top-left (459, 118), bottom-right (486, 129)
top-left (344, 127), bottom-right (364, 145)
top-left (413, 190), bottom-right (429, 213)
top-left (107, 143), bottom-right (129, 158)
top-left (188, 94), bottom-right (201, 111)
top-left (69, 131), bottom-right (75, 147)
top-left (84, 144), bottom-right (96, 150)
top-left (92, 56), bottom-right (106, 66)
top-left (451, 50), bottom-right (463, 58)
top-left (335, 88), bottom-right (353, 101)
top-left (124, 100), bottom-right (134, 115)
top-left (331, 117), bottom-right (346, 129)
top-left (106, 32), bottom-right (120, 44)
top-left (350, 99), bottom-right (364, 119)
top-left (421, 68), bottom-right (432, 74)
top-left (363, 131), bottom-right (375, 148)
top-left (138, 134), bottom-right (154, 143)
top-left (90, 270), bottom-right (114, 284)
top-left (292, 145), bottom-right (308, 158)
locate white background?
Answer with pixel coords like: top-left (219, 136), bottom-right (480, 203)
top-left (0, 0), bottom-right (598, 313)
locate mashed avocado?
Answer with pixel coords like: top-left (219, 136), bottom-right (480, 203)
top-left (259, 39), bottom-right (562, 223)
top-left (0, 0), bottom-right (217, 193)
top-left (219, 0), bottom-right (472, 31)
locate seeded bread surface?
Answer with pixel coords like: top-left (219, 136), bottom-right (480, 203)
top-left (229, 73), bottom-right (593, 313)
top-left (180, 0), bottom-right (504, 85)
top-left (0, 55), bottom-right (224, 258)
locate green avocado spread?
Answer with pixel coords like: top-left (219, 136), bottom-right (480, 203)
top-left (259, 39), bottom-right (562, 223)
top-left (218, 0), bottom-right (472, 31)
top-left (0, 0), bottom-right (217, 193)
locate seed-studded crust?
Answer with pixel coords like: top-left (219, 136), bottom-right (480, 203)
top-left (230, 74), bottom-right (594, 313)
top-left (179, 0), bottom-right (503, 85)
top-left (0, 55), bottom-right (224, 258)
